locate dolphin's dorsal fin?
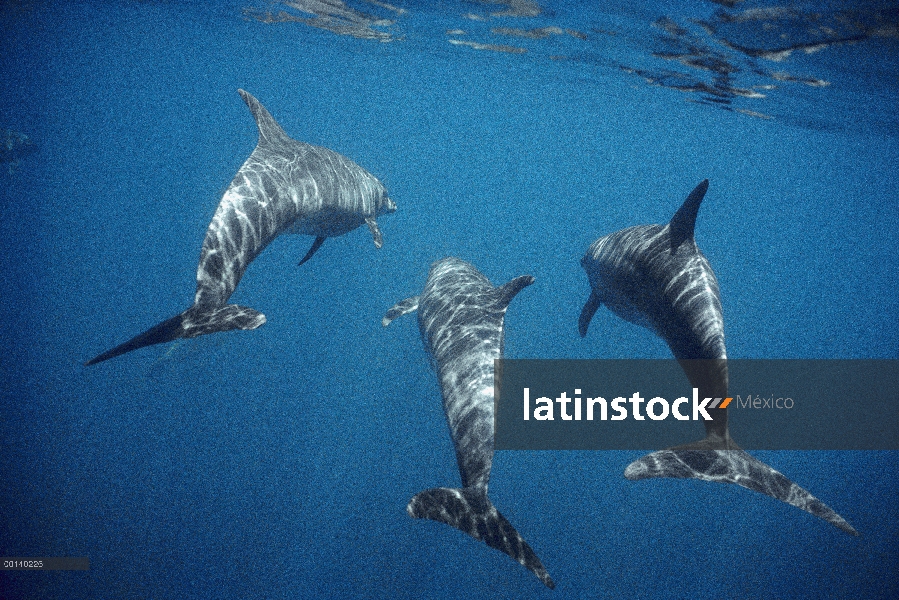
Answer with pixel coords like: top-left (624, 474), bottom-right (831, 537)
top-left (238, 89), bottom-right (290, 147)
top-left (669, 179), bottom-right (710, 251)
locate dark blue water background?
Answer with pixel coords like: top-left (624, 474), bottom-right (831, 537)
top-left (1, 1), bottom-right (897, 598)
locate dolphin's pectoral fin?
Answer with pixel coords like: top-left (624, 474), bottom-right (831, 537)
top-left (407, 487), bottom-right (555, 589)
top-left (365, 217), bottom-right (383, 249)
top-left (298, 237), bottom-right (326, 266)
top-left (669, 179), bottom-right (710, 251)
top-left (624, 448), bottom-right (859, 536)
top-left (382, 296), bottom-right (420, 326)
top-left (494, 275), bottom-right (535, 310)
top-left (578, 291), bottom-right (602, 337)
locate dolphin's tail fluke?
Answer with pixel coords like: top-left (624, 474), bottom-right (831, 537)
top-left (407, 486), bottom-right (555, 589)
top-left (624, 447), bottom-right (858, 536)
top-left (84, 304), bottom-right (266, 366)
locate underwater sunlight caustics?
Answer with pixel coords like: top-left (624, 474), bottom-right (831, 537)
top-left (579, 180), bottom-right (858, 536)
top-left (84, 89), bottom-right (395, 366)
top-left (383, 258), bottom-right (554, 589)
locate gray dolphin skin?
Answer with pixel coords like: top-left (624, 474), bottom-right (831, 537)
top-left (383, 257), bottom-right (554, 589)
top-left (85, 89), bottom-right (396, 366)
top-left (579, 180), bottom-right (858, 536)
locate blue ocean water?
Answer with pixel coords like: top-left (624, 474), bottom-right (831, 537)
top-left (1, 0), bottom-right (897, 598)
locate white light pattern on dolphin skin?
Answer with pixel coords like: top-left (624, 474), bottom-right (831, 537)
top-left (195, 93), bottom-right (396, 308)
top-left (85, 89), bottom-right (396, 366)
top-left (580, 180), bottom-right (856, 535)
top-left (583, 223), bottom-right (727, 361)
top-left (383, 258), bottom-right (553, 589)
top-left (625, 449), bottom-right (858, 535)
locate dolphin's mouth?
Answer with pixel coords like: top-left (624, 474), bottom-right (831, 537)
top-left (383, 196), bottom-right (397, 213)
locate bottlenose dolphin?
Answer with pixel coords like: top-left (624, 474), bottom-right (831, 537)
top-left (383, 258), bottom-right (554, 589)
top-left (86, 89), bottom-right (396, 366)
top-left (579, 180), bottom-right (858, 536)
